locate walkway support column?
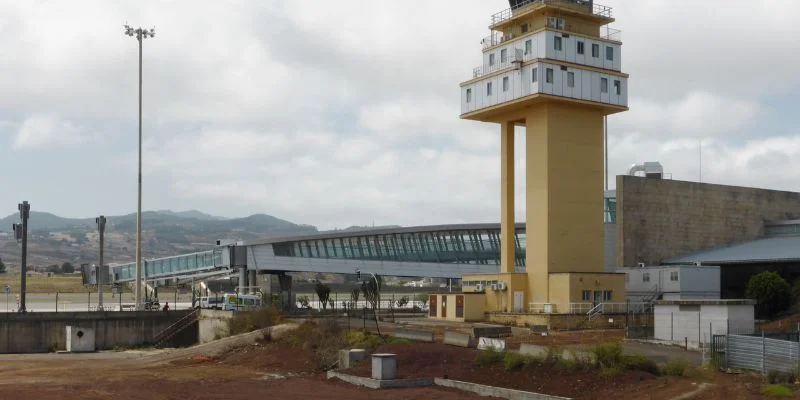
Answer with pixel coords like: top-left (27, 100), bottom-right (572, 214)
top-left (238, 268), bottom-right (247, 295)
top-left (500, 121), bottom-right (516, 274)
top-left (249, 270), bottom-right (257, 294)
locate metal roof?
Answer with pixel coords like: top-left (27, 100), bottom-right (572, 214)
top-left (243, 222), bottom-right (526, 246)
top-left (664, 235), bottom-right (800, 265)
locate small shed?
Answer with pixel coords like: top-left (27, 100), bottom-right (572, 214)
top-left (428, 292), bottom-right (484, 322)
top-left (654, 299), bottom-right (755, 349)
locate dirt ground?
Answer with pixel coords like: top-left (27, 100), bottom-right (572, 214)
top-left (0, 326), bottom-right (485, 400)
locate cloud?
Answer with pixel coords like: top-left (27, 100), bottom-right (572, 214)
top-left (12, 115), bottom-right (89, 150)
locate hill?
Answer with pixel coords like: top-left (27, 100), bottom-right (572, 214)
top-left (0, 209), bottom-right (317, 267)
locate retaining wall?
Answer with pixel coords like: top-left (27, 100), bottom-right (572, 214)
top-left (0, 310), bottom-right (195, 353)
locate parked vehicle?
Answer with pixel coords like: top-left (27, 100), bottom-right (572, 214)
top-left (220, 293), bottom-right (262, 311)
top-left (199, 296), bottom-right (224, 310)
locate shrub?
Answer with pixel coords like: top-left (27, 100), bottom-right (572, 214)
top-left (622, 354), bottom-right (661, 376)
top-left (345, 330), bottom-right (384, 350)
top-left (599, 365), bottom-right (625, 379)
top-left (503, 351), bottom-right (531, 371)
top-left (746, 271), bottom-right (791, 318)
top-left (594, 342), bottom-right (623, 369)
top-left (767, 370), bottom-right (796, 385)
top-left (281, 320), bottom-right (345, 371)
top-left (228, 306), bottom-right (282, 335)
top-left (663, 358), bottom-right (689, 377)
top-left (762, 384), bottom-right (794, 398)
top-left (475, 349), bottom-right (504, 367)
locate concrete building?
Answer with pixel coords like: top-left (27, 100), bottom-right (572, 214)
top-left (653, 299), bottom-right (755, 349)
top-left (428, 293), bottom-right (485, 322)
top-left (459, 0), bottom-right (628, 316)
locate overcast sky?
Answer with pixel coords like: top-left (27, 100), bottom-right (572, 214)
top-left (1, 0), bottom-right (799, 230)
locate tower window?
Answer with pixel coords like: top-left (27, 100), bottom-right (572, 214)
top-left (670, 271), bottom-right (679, 282)
top-left (501, 49), bottom-right (507, 63)
top-left (489, 53), bottom-right (495, 66)
top-left (577, 41), bottom-right (585, 55)
top-left (525, 40), bottom-right (532, 55)
top-left (603, 290), bottom-right (613, 301)
top-left (466, 88), bottom-right (472, 103)
top-left (532, 67), bottom-right (538, 83)
top-left (502, 77), bottom-right (509, 92)
top-left (582, 290), bottom-right (591, 301)
top-left (592, 44), bottom-right (600, 58)
top-left (546, 68), bottom-right (553, 83)
top-left (521, 23), bottom-right (529, 33)
top-left (487, 81), bottom-right (493, 96)
top-left (554, 36), bottom-right (563, 51)
top-left (567, 72), bottom-right (575, 88)
top-left (606, 46), bottom-right (614, 61)
top-left (614, 80), bottom-right (621, 95)
top-left (601, 78), bottom-right (608, 93)
top-left (643, 272), bottom-right (650, 282)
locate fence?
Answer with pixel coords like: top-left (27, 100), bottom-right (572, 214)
top-left (719, 334), bottom-right (800, 375)
top-left (626, 313), bottom-right (777, 349)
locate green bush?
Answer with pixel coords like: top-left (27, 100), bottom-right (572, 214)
top-left (663, 358), bottom-right (689, 377)
top-left (503, 351), bottom-right (532, 371)
top-left (594, 342), bottom-right (623, 368)
top-left (622, 354), bottom-right (661, 376)
top-left (228, 306), bottom-right (282, 335)
top-left (345, 330), bottom-right (384, 350)
top-left (475, 349), bottom-right (505, 367)
top-left (762, 384), bottom-right (794, 398)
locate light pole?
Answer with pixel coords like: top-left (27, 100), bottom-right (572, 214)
top-left (96, 216), bottom-right (106, 311)
top-left (124, 24), bottom-right (155, 310)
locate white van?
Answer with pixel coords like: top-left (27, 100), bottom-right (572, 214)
top-left (221, 293), bottom-right (262, 311)
top-left (199, 296), bottom-right (224, 310)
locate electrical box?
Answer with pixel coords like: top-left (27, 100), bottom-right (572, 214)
top-left (66, 326), bottom-right (95, 353)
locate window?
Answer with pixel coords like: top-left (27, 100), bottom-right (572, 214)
top-left (531, 67), bottom-right (538, 83)
top-left (614, 80), bottom-right (621, 95)
top-left (601, 77), bottom-right (609, 93)
top-left (525, 39), bottom-right (532, 55)
top-left (548, 16), bottom-right (565, 29)
top-left (487, 81), bottom-right (493, 96)
top-left (501, 49), bottom-right (508, 63)
top-left (643, 272), bottom-right (650, 282)
top-left (489, 53), bottom-right (495, 66)
top-left (577, 41), bottom-right (585, 55)
top-left (582, 290), bottom-right (591, 301)
top-left (554, 36), bottom-right (563, 51)
top-left (466, 88), bottom-right (472, 103)
top-left (670, 271), bottom-right (679, 282)
top-left (603, 291), bottom-right (613, 301)
top-left (592, 43), bottom-right (600, 58)
top-left (567, 72), bottom-right (575, 87)
top-left (546, 68), bottom-right (553, 83)
top-left (502, 76), bottom-right (509, 92)
top-left (606, 46), bottom-right (614, 61)
top-left (521, 23), bottom-right (529, 33)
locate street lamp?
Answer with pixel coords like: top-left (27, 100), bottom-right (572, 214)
top-left (124, 24), bottom-right (155, 310)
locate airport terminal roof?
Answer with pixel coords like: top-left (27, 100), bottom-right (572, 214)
top-left (664, 235), bottom-right (800, 265)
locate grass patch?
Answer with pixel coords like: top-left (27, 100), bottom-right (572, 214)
top-left (345, 330), bottom-right (384, 350)
top-left (594, 342), bottom-right (623, 369)
top-left (281, 319), bottom-right (346, 371)
top-left (762, 384), bottom-right (794, 398)
top-left (228, 307), bottom-right (282, 335)
top-left (475, 349), bottom-right (505, 367)
top-left (503, 351), bottom-right (537, 371)
top-left (662, 358), bottom-right (688, 377)
top-left (622, 354), bottom-right (661, 376)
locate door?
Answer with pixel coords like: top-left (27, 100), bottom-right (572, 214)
top-left (593, 291), bottom-right (603, 307)
top-left (441, 296), bottom-right (448, 318)
top-left (456, 295), bottom-right (464, 318)
top-left (429, 295), bottom-right (437, 317)
top-left (514, 291), bottom-right (524, 313)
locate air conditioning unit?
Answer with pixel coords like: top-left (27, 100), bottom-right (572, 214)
top-left (637, 262), bottom-right (646, 268)
top-left (491, 283), bottom-right (498, 291)
top-left (475, 283), bottom-right (484, 292)
top-left (498, 282), bottom-right (507, 291)
top-left (543, 303), bottom-right (553, 314)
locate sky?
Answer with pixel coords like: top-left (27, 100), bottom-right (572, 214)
top-left (1, 0), bottom-right (799, 231)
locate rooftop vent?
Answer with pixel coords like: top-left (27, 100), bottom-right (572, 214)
top-left (628, 162), bottom-right (664, 179)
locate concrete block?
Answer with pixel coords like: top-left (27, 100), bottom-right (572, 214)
top-left (519, 344), bottom-right (550, 358)
top-left (477, 337), bottom-right (506, 351)
top-left (443, 331), bottom-right (472, 348)
top-left (434, 378), bottom-right (572, 400)
top-left (473, 326), bottom-right (512, 339)
top-left (394, 328), bottom-right (434, 343)
top-left (327, 371), bottom-right (433, 389)
top-left (560, 349), bottom-right (596, 364)
top-left (338, 348), bottom-right (368, 369)
top-left (66, 326), bottom-right (95, 353)
top-left (371, 353), bottom-right (397, 380)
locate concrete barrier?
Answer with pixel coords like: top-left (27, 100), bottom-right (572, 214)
top-left (477, 337), bottom-right (506, 351)
top-left (443, 331), bottom-right (472, 348)
top-left (327, 371), bottom-right (433, 389)
top-left (339, 348), bottom-right (368, 369)
top-left (473, 326), bottom-right (512, 339)
top-left (434, 378), bottom-right (572, 400)
top-left (393, 328), bottom-right (434, 343)
top-left (560, 349), bottom-right (596, 364)
top-left (519, 344), bottom-right (550, 358)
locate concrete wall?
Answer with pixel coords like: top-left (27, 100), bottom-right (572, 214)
top-left (486, 312), bottom-right (651, 331)
top-left (616, 176), bottom-right (800, 267)
top-left (604, 223), bottom-right (617, 271)
top-left (0, 311), bottom-right (195, 353)
top-left (198, 309), bottom-right (232, 344)
top-left (624, 266), bottom-right (720, 300)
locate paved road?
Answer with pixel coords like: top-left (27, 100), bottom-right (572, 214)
top-left (567, 341), bottom-right (704, 366)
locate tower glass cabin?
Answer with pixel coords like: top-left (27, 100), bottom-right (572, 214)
top-left (460, 0), bottom-right (629, 315)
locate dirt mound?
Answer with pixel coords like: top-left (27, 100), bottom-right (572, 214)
top-left (341, 343), bottom-right (695, 400)
top-left (217, 341), bottom-right (318, 375)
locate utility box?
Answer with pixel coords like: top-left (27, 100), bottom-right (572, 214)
top-left (66, 326), bottom-right (96, 353)
top-left (371, 353), bottom-right (397, 380)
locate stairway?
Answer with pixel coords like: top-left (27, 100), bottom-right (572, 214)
top-left (153, 309), bottom-right (200, 349)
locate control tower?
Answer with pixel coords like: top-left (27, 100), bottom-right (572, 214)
top-left (461, 0), bottom-right (628, 314)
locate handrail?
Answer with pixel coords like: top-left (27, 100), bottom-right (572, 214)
top-left (587, 303), bottom-right (603, 315)
top-left (491, 0), bottom-right (613, 26)
top-left (154, 309), bottom-right (200, 345)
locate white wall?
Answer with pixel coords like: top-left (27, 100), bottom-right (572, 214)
top-left (654, 303), bottom-right (755, 349)
top-left (461, 62), bottom-right (627, 114)
top-left (623, 266), bottom-right (720, 301)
